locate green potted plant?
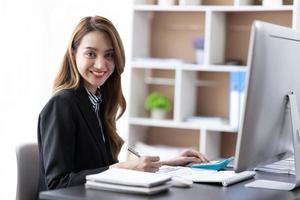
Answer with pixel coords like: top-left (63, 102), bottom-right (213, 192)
top-left (145, 92), bottom-right (171, 119)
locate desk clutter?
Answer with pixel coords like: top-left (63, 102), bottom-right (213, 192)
top-left (85, 165), bottom-right (256, 195)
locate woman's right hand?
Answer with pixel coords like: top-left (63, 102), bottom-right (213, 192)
top-left (110, 156), bottom-right (161, 173)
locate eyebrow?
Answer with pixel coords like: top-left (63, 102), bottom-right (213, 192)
top-left (85, 46), bottom-right (114, 52)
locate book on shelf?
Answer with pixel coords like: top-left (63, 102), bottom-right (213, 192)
top-left (229, 72), bottom-right (246, 128)
top-left (85, 168), bottom-right (172, 195)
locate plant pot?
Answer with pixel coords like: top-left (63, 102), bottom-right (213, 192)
top-left (158, 0), bottom-right (176, 6)
top-left (195, 49), bottom-right (204, 64)
top-left (150, 109), bottom-right (167, 119)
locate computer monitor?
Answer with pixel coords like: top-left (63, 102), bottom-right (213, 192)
top-left (234, 21), bottom-right (300, 177)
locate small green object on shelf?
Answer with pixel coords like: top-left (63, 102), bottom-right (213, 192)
top-left (145, 92), bottom-right (171, 112)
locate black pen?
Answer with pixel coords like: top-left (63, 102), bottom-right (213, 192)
top-left (127, 146), bottom-right (141, 158)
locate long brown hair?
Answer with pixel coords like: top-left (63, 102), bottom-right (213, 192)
top-left (53, 16), bottom-right (126, 160)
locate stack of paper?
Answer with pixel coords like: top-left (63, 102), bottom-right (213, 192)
top-left (85, 168), bottom-right (172, 194)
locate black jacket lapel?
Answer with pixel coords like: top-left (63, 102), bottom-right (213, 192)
top-left (73, 86), bottom-right (109, 165)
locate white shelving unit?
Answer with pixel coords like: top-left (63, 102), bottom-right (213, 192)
top-left (128, 0), bottom-right (299, 159)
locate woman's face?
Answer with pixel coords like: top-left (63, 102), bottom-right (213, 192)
top-left (75, 31), bottom-right (115, 94)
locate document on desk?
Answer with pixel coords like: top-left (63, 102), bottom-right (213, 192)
top-left (158, 166), bottom-right (256, 186)
top-left (85, 168), bottom-right (172, 194)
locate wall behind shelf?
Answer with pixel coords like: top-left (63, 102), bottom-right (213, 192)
top-left (225, 11), bottom-right (293, 65)
top-left (151, 12), bottom-right (205, 63)
top-left (146, 127), bottom-right (200, 148)
top-left (203, 0), bottom-right (234, 5)
top-left (196, 72), bottom-right (229, 117)
top-left (221, 132), bottom-right (237, 157)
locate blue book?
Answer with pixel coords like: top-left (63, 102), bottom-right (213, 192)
top-left (229, 72), bottom-right (246, 128)
top-left (229, 72), bottom-right (240, 128)
top-left (238, 72), bottom-right (246, 126)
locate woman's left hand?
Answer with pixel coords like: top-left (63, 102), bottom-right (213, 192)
top-left (161, 149), bottom-right (209, 166)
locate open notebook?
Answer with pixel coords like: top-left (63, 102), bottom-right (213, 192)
top-left (85, 168), bottom-right (172, 194)
top-left (158, 166), bottom-right (255, 186)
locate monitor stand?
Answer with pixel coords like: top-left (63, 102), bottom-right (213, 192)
top-left (245, 92), bottom-right (300, 191)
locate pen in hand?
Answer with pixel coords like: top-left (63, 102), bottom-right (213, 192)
top-left (127, 146), bottom-right (141, 158)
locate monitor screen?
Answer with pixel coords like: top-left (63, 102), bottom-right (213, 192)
top-left (234, 21), bottom-right (300, 172)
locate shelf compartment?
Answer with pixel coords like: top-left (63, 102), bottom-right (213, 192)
top-left (132, 11), bottom-right (206, 63)
top-left (196, 72), bottom-right (229, 118)
top-left (207, 10), bottom-right (293, 66)
top-left (146, 127), bottom-right (200, 149)
top-left (203, 0), bottom-right (234, 5)
top-left (128, 123), bottom-right (236, 159)
top-left (220, 132), bottom-right (237, 157)
top-left (151, 12), bottom-right (205, 63)
top-left (128, 124), bottom-right (201, 158)
top-left (128, 125), bottom-right (200, 150)
top-left (225, 10), bottom-right (293, 65)
top-left (129, 68), bottom-right (175, 119)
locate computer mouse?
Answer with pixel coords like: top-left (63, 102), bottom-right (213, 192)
top-left (171, 176), bottom-right (193, 188)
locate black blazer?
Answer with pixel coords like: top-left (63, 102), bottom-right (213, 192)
top-left (37, 86), bottom-right (116, 193)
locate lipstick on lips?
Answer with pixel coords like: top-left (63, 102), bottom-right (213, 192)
top-left (91, 70), bottom-right (105, 77)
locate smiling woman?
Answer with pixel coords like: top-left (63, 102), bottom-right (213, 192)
top-left (37, 15), bottom-right (208, 199)
top-left (75, 31), bottom-right (116, 94)
top-left (37, 16), bottom-right (161, 195)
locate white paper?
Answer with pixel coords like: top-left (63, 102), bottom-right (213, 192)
top-left (158, 166), bottom-right (255, 186)
top-left (86, 168), bottom-right (171, 187)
